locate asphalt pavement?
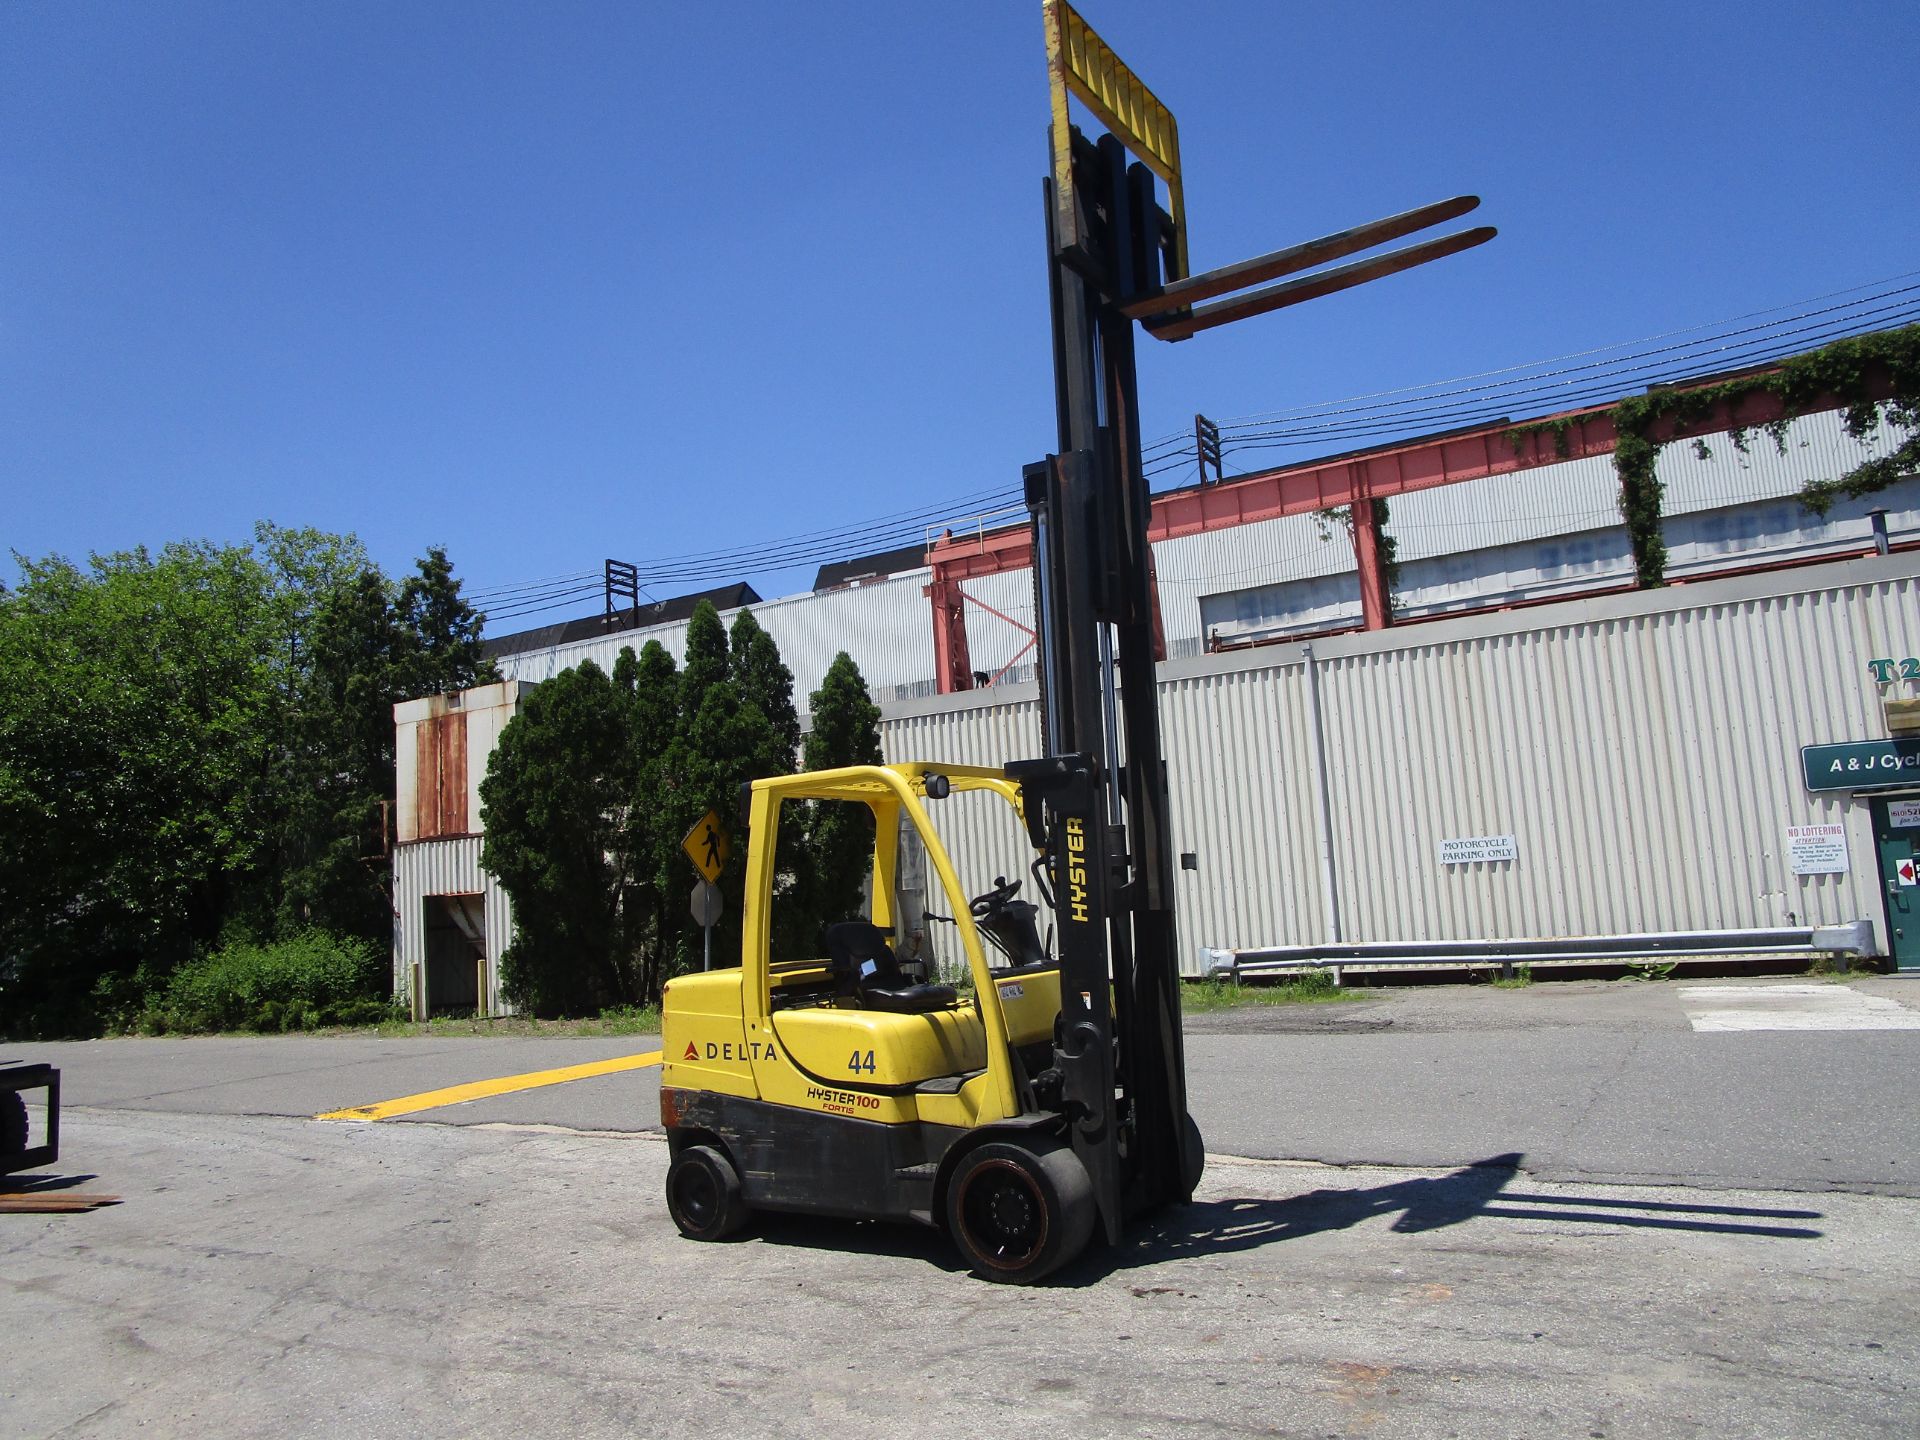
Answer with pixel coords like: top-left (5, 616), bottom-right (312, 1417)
top-left (7, 976), bottom-right (1920, 1438)
top-left (16, 975), bottom-right (1920, 1194)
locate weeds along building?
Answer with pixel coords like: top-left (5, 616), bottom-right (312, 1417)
top-left (392, 376), bottom-right (1920, 1015)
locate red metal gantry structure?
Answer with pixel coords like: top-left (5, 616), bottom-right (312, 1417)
top-left (923, 357), bottom-right (1905, 694)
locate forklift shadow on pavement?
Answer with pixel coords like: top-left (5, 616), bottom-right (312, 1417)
top-left (1063, 1153), bottom-right (1826, 1284)
top-left (710, 1153), bottom-right (1826, 1286)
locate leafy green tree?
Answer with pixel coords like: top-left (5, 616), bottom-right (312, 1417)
top-left (0, 527), bottom-right (498, 1037)
top-left (478, 660), bottom-right (639, 1015)
top-left (0, 542), bottom-right (283, 1034)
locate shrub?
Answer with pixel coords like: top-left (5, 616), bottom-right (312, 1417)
top-left (157, 930), bottom-right (386, 1034)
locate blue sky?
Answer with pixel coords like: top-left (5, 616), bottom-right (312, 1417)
top-left (4, 1), bottom-right (1916, 623)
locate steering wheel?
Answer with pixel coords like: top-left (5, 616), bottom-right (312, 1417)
top-left (969, 876), bottom-right (1021, 919)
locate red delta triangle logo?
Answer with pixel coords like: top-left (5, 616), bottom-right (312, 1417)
top-left (1901, 858), bottom-right (1918, 886)
top-left (682, 1042), bottom-right (699, 1061)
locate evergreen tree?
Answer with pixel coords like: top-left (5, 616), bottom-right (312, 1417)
top-left (658, 603), bottom-right (778, 976)
top-left (274, 569), bottom-right (414, 945)
top-left (624, 641), bottom-right (683, 999)
top-left (477, 608), bottom-right (811, 1005)
top-left (267, 547), bottom-right (496, 949)
top-left (799, 652), bottom-right (885, 936)
top-left (398, 545), bottom-right (497, 695)
top-left (730, 608), bottom-right (802, 767)
top-left (479, 660), bottom-right (639, 1015)
top-left (679, 599), bottom-right (730, 714)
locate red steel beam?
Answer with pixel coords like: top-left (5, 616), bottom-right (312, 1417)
top-left (1350, 499), bottom-right (1392, 632)
top-left (925, 574), bottom-right (974, 695)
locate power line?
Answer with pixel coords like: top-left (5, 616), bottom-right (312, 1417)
top-left (1216, 304), bottom-right (1920, 461)
top-left (1137, 292), bottom-right (1920, 483)
top-left (474, 279), bottom-right (1919, 629)
top-left (465, 567), bottom-right (599, 601)
top-left (1220, 291), bottom-right (1920, 443)
top-left (1218, 269), bottom-right (1920, 428)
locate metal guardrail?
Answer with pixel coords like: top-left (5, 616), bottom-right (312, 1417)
top-left (1199, 921), bottom-right (1876, 981)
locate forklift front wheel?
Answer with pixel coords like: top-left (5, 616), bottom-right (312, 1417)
top-left (666, 1144), bottom-right (750, 1241)
top-left (945, 1141), bottom-right (1093, 1284)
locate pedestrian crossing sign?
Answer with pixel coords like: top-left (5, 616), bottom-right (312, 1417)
top-left (682, 810), bottom-right (730, 884)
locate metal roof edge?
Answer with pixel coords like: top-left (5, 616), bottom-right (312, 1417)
top-left (879, 677), bottom-right (1040, 723)
top-left (881, 550), bottom-right (1920, 719)
top-left (1155, 549), bottom-right (1920, 682)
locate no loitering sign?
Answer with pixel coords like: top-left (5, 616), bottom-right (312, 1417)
top-left (1785, 824), bottom-right (1848, 876)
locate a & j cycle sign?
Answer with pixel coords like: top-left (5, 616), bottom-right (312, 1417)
top-left (1800, 738), bottom-right (1920, 792)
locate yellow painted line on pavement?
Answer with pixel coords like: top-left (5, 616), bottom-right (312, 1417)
top-left (316, 1050), bottom-right (663, 1122)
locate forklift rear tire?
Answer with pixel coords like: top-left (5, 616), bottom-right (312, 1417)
top-left (946, 1140), bottom-right (1094, 1284)
top-left (666, 1144), bottom-right (750, 1241)
top-left (1, 1090), bottom-right (26, 1158)
top-left (1183, 1112), bottom-right (1205, 1195)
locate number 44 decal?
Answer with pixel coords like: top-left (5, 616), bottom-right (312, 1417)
top-left (848, 1049), bottom-right (877, 1075)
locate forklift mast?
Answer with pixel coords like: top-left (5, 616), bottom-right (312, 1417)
top-left (1010, 126), bottom-right (1195, 1242)
top-left (1011, 0), bottom-right (1495, 1242)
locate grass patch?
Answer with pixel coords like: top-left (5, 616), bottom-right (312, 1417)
top-left (1487, 963), bottom-right (1534, 989)
top-left (1182, 970), bottom-right (1356, 1011)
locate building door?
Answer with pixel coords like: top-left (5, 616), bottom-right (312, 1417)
top-left (1869, 796), bottom-right (1920, 972)
top-left (423, 894), bottom-right (486, 1015)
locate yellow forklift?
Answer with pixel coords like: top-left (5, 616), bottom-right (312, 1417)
top-left (662, 761), bottom-right (1131, 1280)
top-left (659, 1), bottom-right (1491, 1281)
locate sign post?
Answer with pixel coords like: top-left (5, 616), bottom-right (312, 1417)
top-left (689, 879), bottom-right (723, 970)
top-left (682, 811), bottom-right (730, 971)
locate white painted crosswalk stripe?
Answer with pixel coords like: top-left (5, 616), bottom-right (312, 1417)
top-left (1681, 983), bottom-right (1920, 1032)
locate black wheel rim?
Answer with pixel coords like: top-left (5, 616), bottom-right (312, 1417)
top-left (677, 1161), bottom-right (720, 1228)
top-left (957, 1159), bottom-right (1048, 1269)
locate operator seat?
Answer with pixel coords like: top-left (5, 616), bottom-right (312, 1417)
top-left (823, 922), bottom-right (957, 1015)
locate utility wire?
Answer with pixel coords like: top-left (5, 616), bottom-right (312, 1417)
top-left (1213, 304), bottom-right (1920, 462)
top-left (1138, 292), bottom-right (1920, 482)
top-left (1219, 292), bottom-right (1920, 442)
top-left (475, 279), bottom-right (1920, 628)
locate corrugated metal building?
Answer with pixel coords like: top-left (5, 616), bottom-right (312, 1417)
top-left (878, 551), bottom-right (1920, 974)
top-left (392, 682), bottom-right (521, 1016)
top-left (408, 395), bottom-right (1919, 1011)
top-left (400, 552), bottom-right (1920, 1013)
